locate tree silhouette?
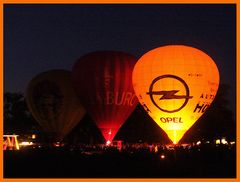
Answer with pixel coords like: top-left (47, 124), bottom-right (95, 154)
top-left (182, 84), bottom-right (236, 142)
top-left (4, 92), bottom-right (40, 134)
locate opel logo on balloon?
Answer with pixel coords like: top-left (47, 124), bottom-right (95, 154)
top-left (146, 74), bottom-right (193, 113)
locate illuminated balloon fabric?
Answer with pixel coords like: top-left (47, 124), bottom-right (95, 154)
top-left (132, 45), bottom-right (220, 144)
top-left (72, 51), bottom-right (138, 143)
top-left (26, 70), bottom-right (86, 142)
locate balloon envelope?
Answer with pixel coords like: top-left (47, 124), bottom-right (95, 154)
top-left (132, 45), bottom-right (220, 144)
top-left (72, 51), bottom-right (138, 143)
top-left (26, 70), bottom-right (86, 142)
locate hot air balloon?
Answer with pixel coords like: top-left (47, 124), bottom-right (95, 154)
top-left (132, 45), bottom-right (220, 144)
top-left (72, 51), bottom-right (138, 145)
top-left (26, 70), bottom-right (86, 142)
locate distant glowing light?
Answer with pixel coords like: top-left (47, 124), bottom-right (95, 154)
top-left (106, 140), bottom-right (111, 146)
top-left (230, 141), bottom-right (235, 145)
top-left (160, 154), bottom-right (165, 159)
top-left (216, 139), bottom-right (221, 144)
top-left (196, 141), bottom-right (201, 145)
top-left (20, 141), bottom-right (33, 146)
top-left (108, 130), bottom-right (112, 135)
top-left (206, 141), bottom-right (210, 144)
top-left (32, 134), bottom-right (36, 139)
top-left (221, 138), bottom-right (228, 145)
top-left (53, 142), bottom-right (61, 147)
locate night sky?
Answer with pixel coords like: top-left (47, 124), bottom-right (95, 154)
top-left (4, 4), bottom-right (236, 116)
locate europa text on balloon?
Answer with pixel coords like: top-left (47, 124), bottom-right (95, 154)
top-left (105, 91), bottom-right (137, 106)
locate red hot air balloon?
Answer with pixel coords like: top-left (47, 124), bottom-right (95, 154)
top-left (72, 51), bottom-right (138, 145)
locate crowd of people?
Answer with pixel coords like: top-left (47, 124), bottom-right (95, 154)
top-left (4, 139), bottom-right (236, 178)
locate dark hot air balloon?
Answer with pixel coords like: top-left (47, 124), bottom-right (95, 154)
top-left (26, 70), bottom-right (86, 142)
top-left (72, 51), bottom-right (138, 145)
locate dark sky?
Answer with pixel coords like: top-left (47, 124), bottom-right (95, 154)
top-left (4, 4), bottom-right (236, 114)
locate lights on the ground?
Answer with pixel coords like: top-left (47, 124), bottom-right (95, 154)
top-left (14, 135), bottom-right (20, 150)
top-left (216, 138), bottom-right (228, 145)
top-left (230, 141), bottom-right (235, 145)
top-left (221, 138), bottom-right (228, 145)
top-left (196, 141), bottom-right (201, 145)
top-left (32, 134), bottom-right (36, 139)
top-left (160, 154), bottom-right (165, 159)
top-left (3, 134), bottom-right (20, 150)
top-left (20, 141), bottom-right (33, 146)
top-left (215, 139), bottom-right (221, 144)
top-left (53, 142), bottom-right (62, 147)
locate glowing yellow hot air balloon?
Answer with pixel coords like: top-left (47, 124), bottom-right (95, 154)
top-left (132, 45), bottom-right (220, 144)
